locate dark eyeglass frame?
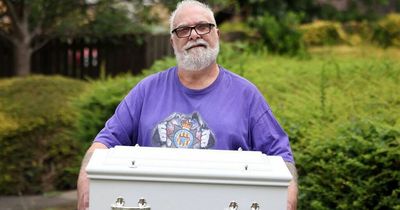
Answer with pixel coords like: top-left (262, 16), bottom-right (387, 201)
top-left (171, 23), bottom-right (216, 38)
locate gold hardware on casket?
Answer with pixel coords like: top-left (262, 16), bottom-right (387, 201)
top-left (111, 196), bottom-right (151, 210)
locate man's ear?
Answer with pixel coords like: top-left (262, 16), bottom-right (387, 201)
top-left (170, 37), bottom-right (174, 47)
top-left (216, 28), bottom-right (220, 38)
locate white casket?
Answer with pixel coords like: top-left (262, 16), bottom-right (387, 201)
top-left (86, 146), bottom-right (292, 210)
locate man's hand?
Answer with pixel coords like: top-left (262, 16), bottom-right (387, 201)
top-left (77, 142), bottom-right (108, 210)
top-left (285, 162), bottom-right (298, 210)
top-left (287, 179), bottom-right (298, 210)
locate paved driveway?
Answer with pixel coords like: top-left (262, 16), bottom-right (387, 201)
top-left (0, 190), bottom-right (76, 210)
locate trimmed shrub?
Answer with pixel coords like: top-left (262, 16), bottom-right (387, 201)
top-left (373, 13), bottom-right (400, 48)
top-left (0, 75), bottom-right (86, 195)
top-left (300, 20), bottom-right (348, 46)
top-left (299, 13), bottom-right (400, 48)
top-left (342, 20), bottom-right (373, 45)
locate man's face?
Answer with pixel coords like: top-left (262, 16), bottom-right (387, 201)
top-left (171, 5), bottom-right (220, 71)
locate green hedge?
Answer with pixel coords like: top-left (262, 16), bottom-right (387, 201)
top-left (298, 120), bottom-right (399, 209)
top-left (268, 13), bottom-right (400, 48)
top-left (0, 76), bottom-right (86, 195)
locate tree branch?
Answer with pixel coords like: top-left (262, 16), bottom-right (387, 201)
top-left (31, 25), bottom-right (42, 38)
top-left (32, 36), bottom-right (51, 52)
top-left (31, 1), bottom-right (74, 39)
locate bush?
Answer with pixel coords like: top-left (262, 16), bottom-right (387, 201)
top-left (218, 20), bottom-right (257, 42)
top-left (297, 120), bottom-right (400, 210)
top-left (342, 20), bottom-right (373, 45)
top-left (300, 20), bottom-right (348, 46)
top-left (0, 75), bottom-right (86, 195)
top-left (373, 13), bottom-right (400, 48)
top-left (298, 13), bottom-right (400, 48)
top-left (249, 12), bottom-right (305, 55)
top-left (243, 53), bottom-right (400, 209)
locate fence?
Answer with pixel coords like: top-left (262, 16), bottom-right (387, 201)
top-left (0, 34), bottom-right (173, 79)
top-left (0, 38), bottom-right (13, 77)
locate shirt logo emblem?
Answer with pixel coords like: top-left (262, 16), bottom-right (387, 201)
top-left (152, 112), bottom-right (215, 149)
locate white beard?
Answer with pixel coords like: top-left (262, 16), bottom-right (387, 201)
top-left (174, 39), bottom-right (219, 71)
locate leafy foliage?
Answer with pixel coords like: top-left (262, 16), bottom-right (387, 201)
top-left (300, 20), bottom-right (348, 46)
top-left (249, 12), bottom-right (305, 55)
top-left (1, 0), bottom-right (150, 39)
top-left (0, 76), bottom-right (86, 195)
top-left (218, 20), bottom-right (257, 42)
top-left (317, 0), bottom-right (400, 22)
top-left (297, 120), bottom-right (400, 210)
top-left (77, 0), bottom-right (149, 37)
top-left (232, 0), bottom-right (320, 22)
top-left (0, 0), bottom-right (153, 76)
top-left (372, 13), bottom-right (400, 48)
top-left (236, 46), bottom-right (400, 209)
top-left (291, 13), bottom-right (400, 48)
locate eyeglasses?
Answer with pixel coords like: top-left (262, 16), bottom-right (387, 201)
top-left (171, 23), bottom-right (215, 38)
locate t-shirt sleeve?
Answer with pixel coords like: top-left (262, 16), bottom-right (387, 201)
top-left (93, 84), bottom-right (143, 148)
top-left (250, 93), bottom-right (295, 163)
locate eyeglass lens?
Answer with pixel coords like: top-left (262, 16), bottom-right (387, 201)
top-left (174, 23), bottom-right (213, 38)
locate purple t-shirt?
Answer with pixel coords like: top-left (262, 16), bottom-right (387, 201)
top-left (95, 66), bottom-right (294, 163)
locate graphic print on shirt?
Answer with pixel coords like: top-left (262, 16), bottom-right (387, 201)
top-left (152, 112), bottom-right (215, 149)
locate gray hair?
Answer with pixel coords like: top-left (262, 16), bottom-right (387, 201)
top-left (169, 0), bottom-right (216, 33)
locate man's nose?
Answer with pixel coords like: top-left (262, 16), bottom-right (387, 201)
top-left (188, 28), bottom-right (201, 40)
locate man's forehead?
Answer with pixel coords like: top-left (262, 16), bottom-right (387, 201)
top-left (173, 5), bottom-right (213, 27)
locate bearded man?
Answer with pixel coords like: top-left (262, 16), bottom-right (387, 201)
top-left (77, 0), bottom-right (298, 209)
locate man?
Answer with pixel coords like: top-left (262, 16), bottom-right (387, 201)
top-left (77, 0), bottom-right (298, 209)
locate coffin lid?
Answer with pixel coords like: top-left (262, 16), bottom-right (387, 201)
top-left (86, 146), bottom-right (292, 186)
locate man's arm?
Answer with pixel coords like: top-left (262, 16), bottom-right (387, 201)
top-left (285, 161), bottom-right (298, 210)
top-left (77, 142), bottom-right (108, 210)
